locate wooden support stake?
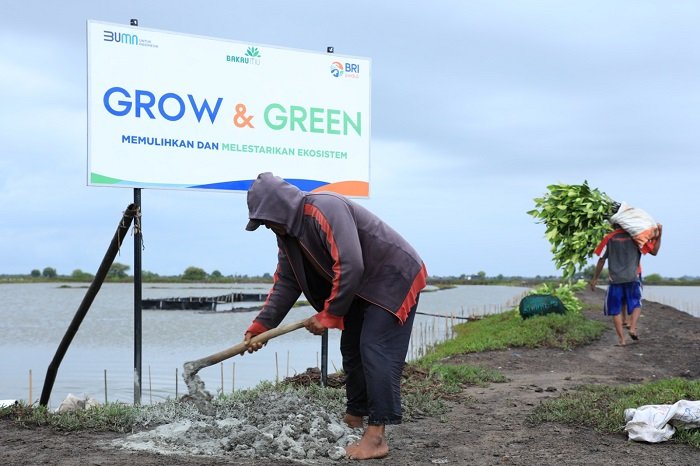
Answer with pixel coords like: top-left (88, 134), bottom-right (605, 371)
top-left (104, 369), bottom-right (108, 405)
top-left (220, 362), bottom-right (224, 395)
top-left (29, 369), bottom-right (32, 406)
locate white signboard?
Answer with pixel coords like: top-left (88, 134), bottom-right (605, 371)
top-left (87, 21), bottom-right (371, 196)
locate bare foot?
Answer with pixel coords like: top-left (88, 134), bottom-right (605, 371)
top-left (345, 425), bottom-right (388, 460)
top-left (344, 413), bottom-right (364, 428)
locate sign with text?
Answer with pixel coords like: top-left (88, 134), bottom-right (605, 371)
top-left (87, 21), bottom-right (371, 196)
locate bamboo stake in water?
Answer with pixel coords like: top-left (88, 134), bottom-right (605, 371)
top-left (104, 369), bottom-right (108, 405)
top-left (148, 365), bottom-right (152, 405)
top-left (175, 368), bottom-right (178, 399)
top-left (231, 362), bottom-right (236, 394)
top-left (275, 352), bottom-right (279, 384)
top-left (29, 369), bottom-right (32, 406)
top-left (220, 362), bottom-right (224, 394)
top-left (286, 350), bottom-right (290, 378)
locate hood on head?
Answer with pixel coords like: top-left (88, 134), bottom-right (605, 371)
top-left (246, 172), bottom-right (305, 236)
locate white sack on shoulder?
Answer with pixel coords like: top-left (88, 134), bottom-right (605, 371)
top-left (624, 399), bottom-right (700, 443)
top-left (610, 202), bottom-right (658, 250)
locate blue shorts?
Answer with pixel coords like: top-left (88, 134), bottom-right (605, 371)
top-left (604, 281), bottom-right (642, 316)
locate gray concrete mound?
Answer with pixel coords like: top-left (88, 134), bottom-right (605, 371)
top-left (112, 384), bottom-right (361, 462)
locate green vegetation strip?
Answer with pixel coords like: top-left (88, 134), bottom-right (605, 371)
top-left (419, 308), bottom-right (606, 366)
top-left (528, 378), bottom-right (700, 449)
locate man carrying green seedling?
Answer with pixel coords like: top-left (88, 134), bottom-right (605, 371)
top-left (590, 224), bottom-right (662, 346)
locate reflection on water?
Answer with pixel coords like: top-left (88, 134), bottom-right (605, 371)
top-left (0, 283), bottom-right (529, 406)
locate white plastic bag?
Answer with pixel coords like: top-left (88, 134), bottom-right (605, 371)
top-left (624, 399), bottom-right (700, 443)
top-left (610, 202), bottom-right (659, 250)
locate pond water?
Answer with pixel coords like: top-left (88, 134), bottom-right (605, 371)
top-left (0, 283), bottom-right (529, 407)
top-left (642, 285), bottom-right (700, 318)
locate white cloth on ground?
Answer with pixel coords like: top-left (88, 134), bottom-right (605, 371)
top-left (624, 399), bottom-right (700, 443)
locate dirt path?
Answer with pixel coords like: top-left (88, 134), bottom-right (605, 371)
top-left (2, 288), bottom-right (699, 465)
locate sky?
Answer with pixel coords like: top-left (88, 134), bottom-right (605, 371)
top-left (1, 0), bottom-right (699, 279)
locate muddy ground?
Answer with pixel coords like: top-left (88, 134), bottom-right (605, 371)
top-left (2, 287), bottom-right (700, 465)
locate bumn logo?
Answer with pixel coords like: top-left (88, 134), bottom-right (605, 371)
top-left (103, 30), bottom-right (138, 45)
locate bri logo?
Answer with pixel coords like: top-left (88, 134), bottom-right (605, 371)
top-left (330, 61), bottom-right (344, 77)
top-left (330, 61), bottom-right (361, 79)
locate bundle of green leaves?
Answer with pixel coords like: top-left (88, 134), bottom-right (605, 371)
top-left (528, 182), bottom-right (616, 279)
top-left (530, 281), bottom-right (586, 314)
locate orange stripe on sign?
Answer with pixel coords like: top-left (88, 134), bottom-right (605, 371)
top-left (311, 181), bottom-right (369, 197)
top-left (303, 204), bottom-right (342, 309)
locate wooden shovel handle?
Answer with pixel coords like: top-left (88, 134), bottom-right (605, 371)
top-left (183, 318), bottom-right (307, 375)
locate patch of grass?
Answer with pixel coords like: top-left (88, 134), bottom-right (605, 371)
top-left (431, 363), bottom-right (507, 387)
top-left (1, 401), bottom-right (138, 432)
top-left (528, 378), bottom-right (700, 448)
top-left (400, 365), bottom-right (453, 420)
top-left (419, 309), bottom-right (607, 365)
top-left (399, 362), bottom-right (507, 421)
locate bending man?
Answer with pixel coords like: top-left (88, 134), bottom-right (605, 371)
top-left (243, 173), bottom-right (428, 460)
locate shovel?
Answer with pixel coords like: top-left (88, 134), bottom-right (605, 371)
top-left (182, 318), bottom-right (307, 413)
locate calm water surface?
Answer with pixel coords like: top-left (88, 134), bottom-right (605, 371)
top-left (0, 283), bottom-right (529, 406)
top-left (642, 285), bottom-right (700, 318)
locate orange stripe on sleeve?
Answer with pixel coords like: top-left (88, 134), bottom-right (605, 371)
top-left (303, 204), bottom-right (342, 312)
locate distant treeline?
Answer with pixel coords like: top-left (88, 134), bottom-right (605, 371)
top-left (1, 263), bottom-right (698, 286)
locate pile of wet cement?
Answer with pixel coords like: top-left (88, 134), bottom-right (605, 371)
top-left (112, 383), bottom-right (360, 462)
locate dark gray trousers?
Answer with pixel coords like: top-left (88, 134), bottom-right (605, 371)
top-left (340, 296), bottom-right (418, 425)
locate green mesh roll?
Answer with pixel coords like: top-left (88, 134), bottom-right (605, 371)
top-left (519, 294), bottom-right (567, 319)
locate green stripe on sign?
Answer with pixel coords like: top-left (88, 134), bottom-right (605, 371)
top-left (91, 173), bottom-right (122, 184)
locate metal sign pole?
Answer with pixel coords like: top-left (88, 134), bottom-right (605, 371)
top-left (133, 187), bottom-right (143, 404)
top-left (319, 45), bottom-right (335, 388)
top-left (131, 18), bottom-right (143, 405)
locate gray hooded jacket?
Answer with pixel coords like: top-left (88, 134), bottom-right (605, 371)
top-left (246, 173), bottom-right (427, 331)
